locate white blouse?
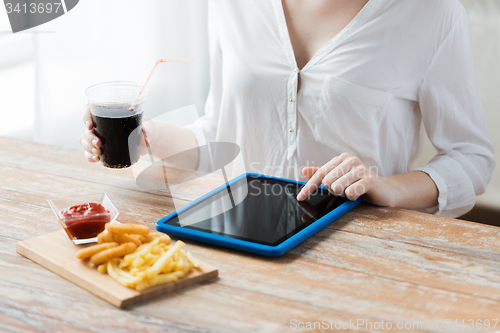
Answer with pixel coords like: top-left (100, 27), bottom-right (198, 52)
top-left (187, 0), bottom-right (495, 218)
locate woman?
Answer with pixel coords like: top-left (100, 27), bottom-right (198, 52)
top-left (81, 0), bottom-right (495, 218)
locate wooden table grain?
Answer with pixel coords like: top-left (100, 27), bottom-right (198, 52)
top-left (1, 136), bottom-right (499, 333)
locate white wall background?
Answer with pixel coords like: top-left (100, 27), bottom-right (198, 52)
top-left (0, 0), bottom-right (499, 209)
top-left (0, 9), bottom-right (35, 138)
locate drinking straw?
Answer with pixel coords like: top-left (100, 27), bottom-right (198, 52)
top-left (132, 58), bottom-right (193, 192)
top-left (130, 58), bottom-right (193, 111)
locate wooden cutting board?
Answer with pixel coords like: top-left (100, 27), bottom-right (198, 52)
top-left (16, 230), bottom-right (218, 308)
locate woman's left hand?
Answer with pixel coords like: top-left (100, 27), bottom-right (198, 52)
top-left (296, 152), bottom-right (399, 207)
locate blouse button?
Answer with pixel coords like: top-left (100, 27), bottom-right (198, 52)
top-left (289, 126), bottom-right (294, 133)
top-left (289, 97), bottom-right (294, 102)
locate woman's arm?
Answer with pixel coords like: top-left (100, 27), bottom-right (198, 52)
top-left (297, 153), bottom-right (438, 210)
top-left (299, 8), bottom-right (495, 216)
top-left (414, 8), bottom-right (495, 216)
top-left (141, 120), bottom-right (199, 170)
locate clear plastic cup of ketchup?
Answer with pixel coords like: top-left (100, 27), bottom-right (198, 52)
top-left (48, 193), bottom-right (119, 244)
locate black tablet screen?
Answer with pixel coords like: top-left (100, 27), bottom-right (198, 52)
top-left (164, 175), bottom-right (348, 246)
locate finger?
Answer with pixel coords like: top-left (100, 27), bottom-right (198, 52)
top-left (84, 150), bottom-right (100, 163)
top-left (344, 177), bottom-right (375, 201)
top-left (79, 135), bottom-right (101, 156)
top-left (82, 105), bottom-right (93, 130)
top-left (329, 167), bottom-right (364, 197)
top-left (297, 154), bottom-right (347, 201)
top-left (79, 135), bottom-right (92, 153)
top-left (302, 167), bottom-right (319, 179)
top-left (321, 159), bottom-right (359, 193)
top-left (92, 147), bottom-right (101, 156)
top-left (84, 128), bottom-right (101, 148)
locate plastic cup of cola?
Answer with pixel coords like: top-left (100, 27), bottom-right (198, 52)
top-left (85, 81), bottom-right (149, 169)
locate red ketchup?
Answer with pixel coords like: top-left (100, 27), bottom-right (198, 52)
top-left (60, 203), bottom-right (110, 240)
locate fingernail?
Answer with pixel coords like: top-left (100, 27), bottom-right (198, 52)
top-left (92, 139), bottom-right (98, 146)
top-left (91, 148), bottom-right (98, 155)
top-left (85, 121), bottom-right (91, 129)
top-left (92, 155), bottom-right (100, 162)
top-left (297, 192), bottom-right (305, 201)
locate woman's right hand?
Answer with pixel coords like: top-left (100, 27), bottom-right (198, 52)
top-left (80, 105), bottom-right (199, 169)
top-left (80, 105), bottom-right (102, 163)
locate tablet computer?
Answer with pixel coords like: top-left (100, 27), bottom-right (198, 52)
top-left (156, 173), bottom-right (361, 256)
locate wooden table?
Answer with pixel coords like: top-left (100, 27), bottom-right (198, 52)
top-left (1, 136), bottom-right (499, 333)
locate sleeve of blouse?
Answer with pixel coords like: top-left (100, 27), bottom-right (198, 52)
top-left (415, 8), bottom-right (496, 218)
top-left (184, 0), bottom-right (222, 171)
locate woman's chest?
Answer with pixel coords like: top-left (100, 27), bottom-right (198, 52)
top-left (281, 0), bottom-right (370, 70)
top-left (217, 1), bottom-right (437, 103)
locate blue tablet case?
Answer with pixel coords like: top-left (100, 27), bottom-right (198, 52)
top-left (156, 173), bottom-right (361, 256)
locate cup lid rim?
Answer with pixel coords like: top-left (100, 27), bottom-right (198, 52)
top-left (85, 81), bottom-right (150, 105)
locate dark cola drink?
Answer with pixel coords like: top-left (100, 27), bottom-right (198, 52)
top-left (91, 104), bottom-right (143, 169)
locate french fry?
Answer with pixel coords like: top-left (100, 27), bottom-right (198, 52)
top-left (75, 242), bottom-right (118, 259)
top-left (131, 256), bottom-right (145, 268)
top-left (186, 252), bottom-right (201, 268)
top-left (172, 270), bottom-right (185, 278)
top-left (113, 233), bottom-right (142, 247)
top-left (135, 271), bottom-right (184, 292)
top-left (177, 251), bottom-right (188, 273)
top-left (158, 235), bottom-right (171, 245)
top-left (97, 263), bottom-right (107, 273)
top-left (161, 262), bottom-right (173, 274)
top-left (143, 232), bottom-right (171, 245)
top-left (132, 241), bottom-right (150, 253)
top-left (114, 264), bottom-right (142, 283)
top-left (90, 242), bottom-right (137, 265)
top-left (123, 238), bottom-right (159, 264)
top-left (136, 235), bottom-right (147, 243)
top-left (97, 230), bottom-right (115, 244)
top-left (119, 259), bottom-right (129, 269)
top-left (77, 222), bottom-right (203, 292)
top-left (105, 223), bottom-right (150, 236)
top-left (107, 260), bottom-right (139, 288)
top-left (170, 261), bottom-right (177, 271)
top-left (182, 252), bottom-right (193, 272)
top-left (134, 271), bottom-right (147, 279)
top-left (141, 253), bottom-right (160, 269)
top-left (151, 244), bottom-right (162, 254)
top-left (142, 235), bottom-right (156, 243)
top-left (146, 240), bottom-right (185, 279)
